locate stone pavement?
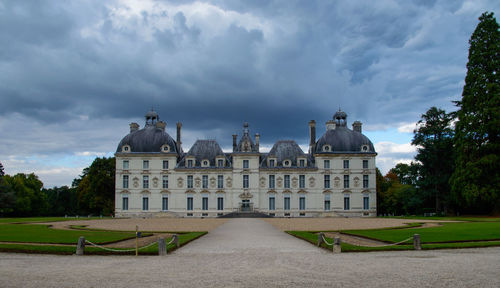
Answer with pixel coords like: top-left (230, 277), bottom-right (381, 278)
top-left (1, 218), bottom-right (500, 288)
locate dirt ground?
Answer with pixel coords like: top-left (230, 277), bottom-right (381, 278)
top-left (43, 217), bottom-right (446, 233)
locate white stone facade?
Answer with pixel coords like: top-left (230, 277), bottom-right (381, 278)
top-left (115, 110), bottom-right (377, 217)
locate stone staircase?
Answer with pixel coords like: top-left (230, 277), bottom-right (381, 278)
top-left (218, 211), bottom-right (274, 218)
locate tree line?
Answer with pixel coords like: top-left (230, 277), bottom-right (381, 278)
top-left (0, 158), bottom-right (115, 217)
top-left (377, 12), bottom-right (499, 216)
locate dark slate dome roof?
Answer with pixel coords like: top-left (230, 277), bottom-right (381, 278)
top-left (179, 140), bottom-right (228, 167)
top-left (116, 126), bottom-right (178, 153)
top-left (315, 126), bottom-right (375, 153)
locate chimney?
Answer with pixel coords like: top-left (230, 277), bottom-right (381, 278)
top-left (326, 120), bottom-right (336, 131)
top-left (232, 134), bottom-right (238, 152)
top-left (352, 121), bottom-right (362, 133)
top-left (129, 122), bottom-right (139, 133)
top-left (156, 121), bottom-right (166, 131)
top-left (309, 120), bottom-right (316, 153)
top-left (176, 122), bottom-right (182, 153)
top-left (255, 133), bottom-right (260, 152)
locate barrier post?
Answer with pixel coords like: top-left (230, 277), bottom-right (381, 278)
top-left (317, 232), bottom-right (324, 247)
top-left (158, 238), bottom-right (166, 256)
top-left (174, 234), bottom-right (179, 248)
top-left (135, 225), bottom-right (139, 256)
top-left (333, 237), bottom-right (341, 254)
top-left (76, 236), bottom-right (85, 255)
top-left (413, 234), bottom-right (421, 250)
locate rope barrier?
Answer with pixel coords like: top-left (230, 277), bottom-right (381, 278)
top-left (320, 234), bottom-right (413, 248)
top-left (85, 239), bottom-right (158, 252)
top-left (321, 234), bottom-right (334, 246)
top-left (167, 235), bottom-right (177, 246)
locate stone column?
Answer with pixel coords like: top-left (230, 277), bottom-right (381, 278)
top-left (158, 238), bottom-right (166, 256)
top-left (413, 234), bottom-right (421, 250)
top-left (317, 232), bottom-right (324, 247)
top-left (333, 237), bottom-right (341, 253)
top-left (76, 236), bottom-right (85, 255)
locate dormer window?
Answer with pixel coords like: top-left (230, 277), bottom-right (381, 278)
top-left (161, 145), bottom-right (170, 152)
top-left (202, 160), bottom-right (209, 167)
top-left (269, 159), bottom-right (275, 168)
top-left (323, 145), bottom-right (331, 152)
top-left (283, 160), bottom-right (291, 167)
top-left (122, 145), bottom-right (130, 152)
top-left (217, 159), bottom-right (224, 167)
top-left (361, 145), bottom-right (369, 152)
top-left (187, 159), bottom-right (193, 168)
top-left (299, 159), bottom-right (305, 167)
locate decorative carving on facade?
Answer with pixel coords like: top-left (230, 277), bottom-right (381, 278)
top-left (292, 177), bottom-right (298, 188)
top-left (354, 177), bottom-right (360, 188)
top-left (195, 177), bottom-right (201, 188)
top-left (334, 177), bottom-right (340, 188)
top-left (133, 177), bottom-right (139, 188)
top-left (226, 177), bottom-right (232, 188)
top-left (277, 176), bottom-right (283, 188)
top-left (210, 177), bottom-right (216, 188)
top-left (259, 177), bottom-right (266, 188)
top-left (308, 177), bottom-right (315, 188)
top-left (153, 177), bottom-right (159, 188)
top-left (177, 177), bottom-right (183, 188)
top-left (239, 191), bottom-right (253, 199)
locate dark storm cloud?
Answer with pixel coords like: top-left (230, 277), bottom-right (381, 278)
top-left (1, 0), bottom-right (499, 154)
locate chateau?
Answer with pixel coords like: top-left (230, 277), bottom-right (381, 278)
top-left (115, 109), bottom-right (377, 217)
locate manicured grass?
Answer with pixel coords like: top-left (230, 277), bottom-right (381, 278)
top-left (0, 224), bottom-right (137, 244)
top-left (0, 232), bottom-right (207, 255)
top-left (0, 217), bottom-right (111, 224)
top-left (380, 216), bottom-right (500, 222)
top-left (287, 231), bottom-right (500, 252)
top-left (343, 222), bottom-right (500, 243)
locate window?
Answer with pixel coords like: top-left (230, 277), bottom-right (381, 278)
top-left (243, 160), bottom-right (249, 169)
top-left (123, 175), bottom-right (129, 189)
top-left (203, 160), bottom-right (208, 166)
top-left (187, 175), bottom-right (193, 188)
top-left (202, 175), bottom-right (208, 189)
top-left (343, 160), bottom-right (349, 169)
top-left (324, 194), bottom-right (331, 211)
top-left (143, 160), bottom-right (149, 169)
top-left (187, 159), bottom-right (193, 168)
top-left (202, 195), bottom-right (208, 211)
top-left (284, 175), bottom-right (290, 188)
top-left (162, 196), bottom-right (168, 211)
top-left (363, 175), bottom-right (369, 188)
top-left (187, 195), bottom-right (193, 210)
top-left (299, 159), bottom-right (305, 167)
top-left (218, 159), bottom-right (224, 167)
top-left (217, 197), bottom-right (224, 210)
top-left (162, 175), bottom-right (168, 189)
top-left (344, 195), bottom-right (350, 210)
top-left (163, 145), bottom-right (169, 152)
top-left (324, 160), bottom-right (330, 169)
top-left (324, 145), bottom-right (330, 152)
top-left (243, 175), bottom-right (249, 188)
top-left (363, 160), bottom-right (368, 169)
top-left (299, 175), bottom-right (305, 188)
top-left (363, 195), bottom-right (370, 210)
top-left (344, 175), bottom-right (349, 188)
top-left (123, 160), bottom-right (129, 169)
top-left (269, 159), bottom-right (275, 168)
top-left (163, 160), bottom-right (169, 170)
top-left (217, 175), bottom-right (224, 189)
top-left (143, 176), bottom-right (149, 189)
top-left (269, 175), bottom-right (275, 189)
top-left (122, 196), bottom-right (128, 210)
top-left (124, 146), bottom-right (129, 152)
top-left (324, 175), bottom-right (330, 189)
top-left (299, 196), bottom-right (306, 210)
top-left (269, 195), bottom-right (275, 210)
top-left (284, 195), bottom-right (290, 210)
top-left (142, 197), bottom-right (149, 211)
top-left (284, 160), bottom-right (290, 166)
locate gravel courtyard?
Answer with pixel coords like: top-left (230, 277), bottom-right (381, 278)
top-left (44, 216), bottom-right (446, 232)
top-left (2, 218), bottom-right (499, 288)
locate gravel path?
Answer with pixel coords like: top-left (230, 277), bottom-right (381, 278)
top-left (1, 219), bottom-right (499, 287)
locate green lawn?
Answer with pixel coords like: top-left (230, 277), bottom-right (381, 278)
top-left (0, 232), bottom-right (207, 255)
top-left (343, 222), bottom-right (500, 243)
top-left (0, 224), bottom-right (137, 244)
top-left (0, 217), bottom-right (111, 224)
top-left (380, 216), bottom-right (500, 222)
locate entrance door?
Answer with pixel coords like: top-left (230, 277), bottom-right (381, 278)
top-left (241, 199), bottom-right (251, 211)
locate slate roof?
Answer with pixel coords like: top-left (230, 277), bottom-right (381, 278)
top-left (177, 140), bottom-right (230, 167)
top-left (314, 126), bottom-right (375, 153)
top-left (261, 140), bottom-right (307, 167)
top-left (116, 125), bottom-right (178, 154)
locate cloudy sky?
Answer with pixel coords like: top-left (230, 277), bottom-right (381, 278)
top-left (1, 0), bottom-right (498, 187)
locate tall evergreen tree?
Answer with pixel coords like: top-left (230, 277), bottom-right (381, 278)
top-left (451, 12), bottom-right (500, 213)
top-left (412, 107), bottom-right (455, 213)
